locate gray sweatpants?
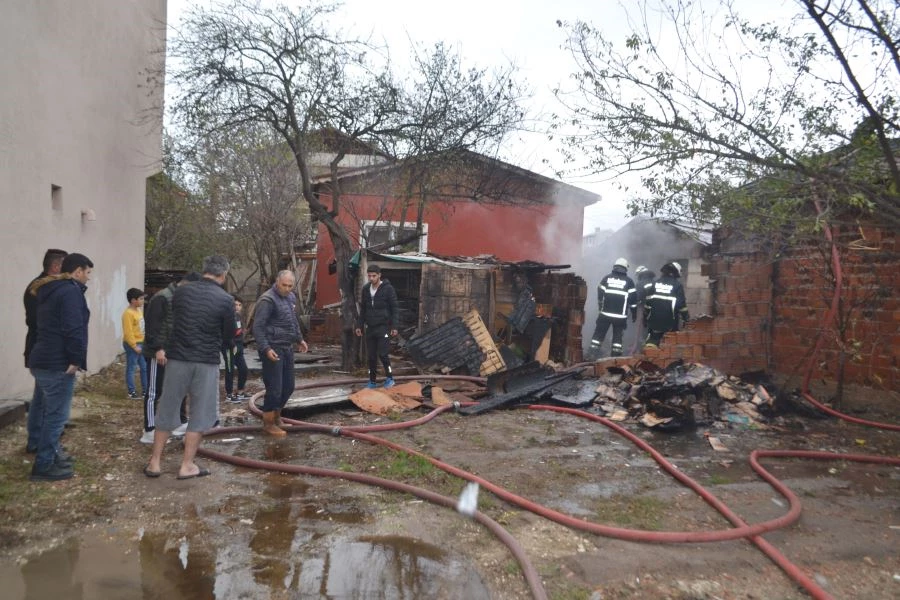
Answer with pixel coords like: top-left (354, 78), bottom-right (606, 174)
top-left (154, 359), bottom-right (218, 432)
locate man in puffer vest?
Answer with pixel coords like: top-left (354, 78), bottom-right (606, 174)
top-left (252, 270), bottom-right (308, 437)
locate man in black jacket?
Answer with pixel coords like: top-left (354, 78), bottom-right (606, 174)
top-left (23, 248), bottom-right (67, 455)
top-left (355, 264), bottom-right (398, 388)
top-left (145, 256), bottom-right (235, 480)
top-left (28, 252), bottom-right (92, 481)
top-left (252, 270), bottom-right (308, 437)
top-left (139, 271), bottom-right (201, 444)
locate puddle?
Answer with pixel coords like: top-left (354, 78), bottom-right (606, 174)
top-left (0, 521), bottom-right (489, 599)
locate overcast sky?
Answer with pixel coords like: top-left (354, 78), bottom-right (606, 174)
top-left (165, 0), bottom-right (794, 235)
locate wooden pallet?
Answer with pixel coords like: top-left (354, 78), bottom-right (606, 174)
top-left (462, 309), bottom-right (507, 376)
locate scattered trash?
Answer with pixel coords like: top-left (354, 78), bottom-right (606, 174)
top-left (705, 434), bottom-right (728, 452)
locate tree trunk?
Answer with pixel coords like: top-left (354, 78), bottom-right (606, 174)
top-left (318, 212), bottom-right (359, 371)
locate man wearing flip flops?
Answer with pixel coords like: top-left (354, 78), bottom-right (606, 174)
top-left (144, 255), bottom-right (235, 480)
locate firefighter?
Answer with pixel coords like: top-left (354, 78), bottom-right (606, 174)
top-left (589, 258), bottom-right (637, 358)
top-left (629, 265), bottom-right (656, 354)
top-left (644, 261), bottom-right (690, 348)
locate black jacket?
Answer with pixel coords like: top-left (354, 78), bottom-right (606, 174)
top-left (597, 268), bottom-right (637, 320)
top-left (167, 278), bottom-right (235, 364)
top-left (23, 271), bottom-right (47, 367)
top-left (252, 286), bottom-right (303, 352)
top-left (142, 283), bottom-right (175, 357)
top-left (358, 279), bottom-right (398, 332)
top-left (644, 275), bottom-right (688, 332)
top-left (28, 276), bottom-right (90, 371)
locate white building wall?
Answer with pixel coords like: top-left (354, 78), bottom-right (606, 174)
top-left (0, 0), bottom-right (166, 397)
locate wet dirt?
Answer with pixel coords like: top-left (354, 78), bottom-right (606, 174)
top-left (1, 366), bottom-right (898, 599)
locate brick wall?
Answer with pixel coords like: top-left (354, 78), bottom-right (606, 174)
top-left (770, 225), bottom-right (898, 390)
top-left (532, 272), bottom-right (588, 364)
top-left (639, 247), bottom-right (773, 375)
top-left (635, 224), bottom-right (898, 390)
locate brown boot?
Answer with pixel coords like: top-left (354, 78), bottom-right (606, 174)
top-left (262, 411), bottom-right (286, 438)
top-left (274, 409), bottom-right (284, 427)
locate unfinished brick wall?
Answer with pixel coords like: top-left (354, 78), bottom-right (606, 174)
top-left (531, 272), bottom-right (587, 364)
top-left (636, 224), bottom-right (898, 389)
top-left (770, 225), bottom-right (898, 390)
top-left (640, 245), bottom-right (773, 375)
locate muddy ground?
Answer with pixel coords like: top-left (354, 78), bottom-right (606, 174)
top-left (1, 355), bottom-right (898, 600)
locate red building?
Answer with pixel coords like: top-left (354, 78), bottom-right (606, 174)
top-left (312, 151), bottom-right (599, 308)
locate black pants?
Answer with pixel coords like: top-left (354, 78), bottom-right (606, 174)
top-left (259, 346), bottom-right (294, 411)
top-left (221, 342), bottom-right (248, 395)
top-left (645, 330), bottom-right (666, 347)
top-left (144, 359), bottom-right (187, 432)
top-left (365, 327), bottom-right (392, 382)
top-left (591, 316), bottom-right (627, 356)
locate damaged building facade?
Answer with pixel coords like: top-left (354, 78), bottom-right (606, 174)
top-left (306, 150), bottom-right (596, 361)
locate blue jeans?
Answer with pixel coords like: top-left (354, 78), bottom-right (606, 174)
top-left (30, 368), bottom-right (76, 470)
top-left (124, 342), bottom-right (147, 395)
top-left (259, 347), bottom-right (294, 411)
top-left (26, 380), bottom-right (45, 451)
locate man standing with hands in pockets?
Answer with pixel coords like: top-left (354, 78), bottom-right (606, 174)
top-left (253, 270), bottom-right (308, 437)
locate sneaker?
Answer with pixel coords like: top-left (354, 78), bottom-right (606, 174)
top-left (30, 462), bottom-right (74, 482)
top-left (383, 377), bottom-right (395, 389)
top-left (139, 430), bottom-right (156, 444)
top-left (235, 391), bottom-right (250, 400)
top-left (171, 422), bottom-right (188, 437)
top-left (226, 394), bottom-right (243, 404)
top-left (366, 381), bottom-right (377, 389)
top-left (128, 391), bottom-right (140, 400)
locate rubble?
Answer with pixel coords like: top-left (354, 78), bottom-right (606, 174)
top-left (592, 360), bottom-right (779, 430)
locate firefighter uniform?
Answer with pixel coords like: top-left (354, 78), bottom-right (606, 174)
top-left (590, 258), bottom-right (637, 357)
top-left (644, 262), bottom-right (689, 348)
top-left (629, 266), bottom-right (656, 354)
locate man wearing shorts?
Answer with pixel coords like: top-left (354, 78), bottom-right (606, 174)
top-left (144, 255), bottom-right (235, 480)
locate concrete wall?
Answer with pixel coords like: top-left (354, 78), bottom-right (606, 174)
top-left (0, 0), bottom-right (166, 397)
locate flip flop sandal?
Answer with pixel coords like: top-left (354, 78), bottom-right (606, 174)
top-left (143, 466), bottom-right (161, 478)
top-left (176, 467), bottom-right (211, 480)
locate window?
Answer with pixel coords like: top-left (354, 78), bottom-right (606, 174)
top-left (361, 220), bottom-right (428, 253)
top-left (51, 184), bottom-right (62, 211)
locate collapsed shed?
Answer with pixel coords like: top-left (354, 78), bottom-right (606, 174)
top-left (355, 251), bottom-right (588, 370)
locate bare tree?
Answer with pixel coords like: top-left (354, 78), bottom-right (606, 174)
top-left (554, 0), bottom-right (900, 233)
top-left (146, 134), bottom-right (220, 270)
top-left (189, 126), bottom-right (311, 293)
top-left (167, 0), bottom-right (527, 368)
top-left (554, 0), bottom-right (899, 397)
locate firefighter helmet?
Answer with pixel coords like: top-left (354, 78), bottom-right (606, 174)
top-left (669, 262), bottom-right (683, 276)
top-left (614, 257), bottom-right (629, 270)
top-left (635, 265), bottom-right (648, 274)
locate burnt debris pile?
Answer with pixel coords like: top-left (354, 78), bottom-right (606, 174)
top-left (594, 360), bottom-right (779, 431)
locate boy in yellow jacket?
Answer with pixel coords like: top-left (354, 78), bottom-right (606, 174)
top-left (122, 288), bottom-right (147, 399)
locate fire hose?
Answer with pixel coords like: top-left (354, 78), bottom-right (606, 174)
top-left (194, 373), bottom-right (899, 600)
